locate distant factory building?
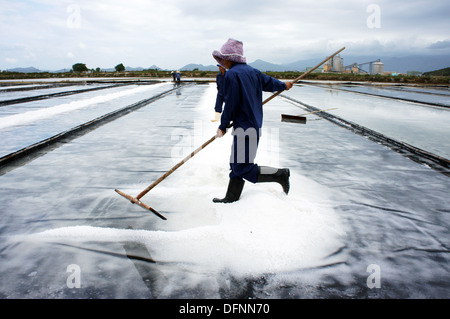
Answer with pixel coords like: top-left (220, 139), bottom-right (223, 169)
top-left (323, 54), bottom-right (344, 72)
top-left (372, 61), bottom-right (384, 75)
top-left (323, 55), bottom-right (384, 74)
top-left (344, 59), bottom-right (384, 74)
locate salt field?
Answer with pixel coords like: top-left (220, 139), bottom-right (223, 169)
top-left (0, 79), bottom-right (449, 299)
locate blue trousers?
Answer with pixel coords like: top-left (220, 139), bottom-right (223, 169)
top-left (229, 127), bottom-right (260, 183)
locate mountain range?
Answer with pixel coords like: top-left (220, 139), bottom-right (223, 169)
top-left (5, 55), bottom-right (449, 74)
top-left (182, 55), bottom-right (450, 73)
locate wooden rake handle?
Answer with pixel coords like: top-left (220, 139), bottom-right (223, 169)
top-left (136, 135), bottom-right (217, 200)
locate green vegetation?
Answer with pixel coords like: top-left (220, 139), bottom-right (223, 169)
top-left (72, 63), bottom-right (88, 72)
top-left (423, 67), bottom-right (450, 77)
top-left (115, 63), bottom-right (125, 72)
top-left (266, 71), bottom-right (450, 84)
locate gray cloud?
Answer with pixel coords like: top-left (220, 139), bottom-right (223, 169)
top-left (1, 0), bottom-right (449, 70)
top-left (428, 40), bottom-right (450, 50)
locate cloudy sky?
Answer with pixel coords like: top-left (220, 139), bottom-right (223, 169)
top-left (1, 0), bottom-right (449, 70)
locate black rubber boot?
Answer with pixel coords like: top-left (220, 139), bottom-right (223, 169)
top-left (213, 178), bottom-right (245, 203)
top-left (257, 166), bottom-right (290, 194)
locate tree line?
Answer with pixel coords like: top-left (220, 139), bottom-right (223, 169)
top-left (1, 63), bottom-right (448, 84)
top-left (72, 63), bottom-right (125, 73)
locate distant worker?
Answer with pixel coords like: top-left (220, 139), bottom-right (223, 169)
top-left (176, 70), bottom-right (181, 84)
top-left (212, 64), bottom-right (226, 122)
top-left (171, 71), bottom-right (176, 82)
top-left (212, 38), bottom-right (293, 204)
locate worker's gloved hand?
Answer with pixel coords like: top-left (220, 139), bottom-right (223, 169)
top-left (211, 112), bottom-right (221, 122)
top-left (216, 128), bottom-right (226, 138)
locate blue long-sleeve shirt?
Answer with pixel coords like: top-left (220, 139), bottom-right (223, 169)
top-left (215, 71), bottom-right (225, 112)
top-left (219, 63), bottom-right (287, 132)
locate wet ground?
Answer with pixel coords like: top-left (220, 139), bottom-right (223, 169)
top-left (0, 80), bottom-right (449, 299)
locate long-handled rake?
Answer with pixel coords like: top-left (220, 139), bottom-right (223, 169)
top-left (115, 47), bottom-right (345, 219)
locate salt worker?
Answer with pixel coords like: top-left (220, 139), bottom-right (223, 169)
top-left (212, 64), bottom-right (226, 122)
top-left (212, 38), bottom-right (293, 203)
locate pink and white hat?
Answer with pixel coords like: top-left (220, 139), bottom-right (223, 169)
top-left (212, 38), bottom-right (246, 68)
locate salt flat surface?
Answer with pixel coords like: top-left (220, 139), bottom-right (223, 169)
top-left (0, 82), bottom-right (449, 298)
